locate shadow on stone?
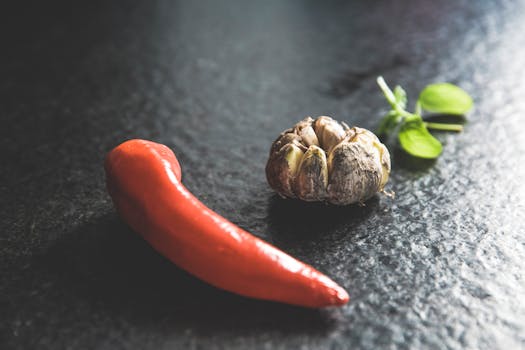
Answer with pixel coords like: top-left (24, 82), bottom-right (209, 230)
top-left (37, 212), bottom-right (340, 334)
top-left (424, 114), bottom-right (466, 125)
top-left (266, 194), bottom-right (378, 245)
top-left (392, 147), bottom-right (436, 172)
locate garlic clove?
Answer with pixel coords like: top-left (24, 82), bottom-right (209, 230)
top-left (269, 131), bottom-right (303, 155)
top-left (294, 145), bottom-right (328, 201)
top-left (294, 117), bottom-right (319, 147)
top-left (313, 116), bottom-right (346, 153)
top-left (350, 127), bottom-right (391, 190)
top-left (378, 142), bottom-right (391, 189)
top-left (265, 143), bottom-right (304, 198)
top-left (327, 142), bottom-right (382, 205)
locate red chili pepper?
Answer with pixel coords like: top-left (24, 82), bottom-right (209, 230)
top-left (105, 139), bottom-right (349, 308)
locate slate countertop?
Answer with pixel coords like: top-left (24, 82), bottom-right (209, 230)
top-left (1, 1), bottom-right (524, 349)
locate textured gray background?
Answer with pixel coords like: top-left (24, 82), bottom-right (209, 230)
top-left (1, 1), bottom-right (524, 349)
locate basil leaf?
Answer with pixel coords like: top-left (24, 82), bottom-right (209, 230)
top-left (418, 83), bottom-right (473, 115)
top-left (398, 121), bottom-right (442, 159)
top-left (394, 85), bottom-right (407, 110)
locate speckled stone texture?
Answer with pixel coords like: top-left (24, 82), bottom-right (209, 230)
top-left (1, 1), bottom-right (524, 349)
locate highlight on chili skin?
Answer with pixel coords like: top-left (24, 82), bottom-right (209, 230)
top-left (104, 139), bottom-right (349, 308)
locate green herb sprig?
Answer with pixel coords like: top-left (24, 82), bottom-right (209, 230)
top-left (376, 76), bottom-right (473, 159)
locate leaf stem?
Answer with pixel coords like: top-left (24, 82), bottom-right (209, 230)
top-left (424, 122), bottom-right (463, 132)
top-left (376, 76), bottom-right (397, 108)
top-left (399, 109), bottom-right (418, 120)
top-left (415, 101), bottom-right (422, 116)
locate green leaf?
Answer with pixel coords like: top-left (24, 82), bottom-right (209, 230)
top-left (394, 85), bottom-right (407, 110)
top-left (398, 121), bottom-right (442, 159)
top-left (418, 83), bottom-right (473, 115)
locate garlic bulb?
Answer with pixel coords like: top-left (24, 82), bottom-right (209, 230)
top-left (266, 116), bottom-right (391, 205)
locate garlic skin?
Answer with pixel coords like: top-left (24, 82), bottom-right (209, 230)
top-left (266, 116), bottom-right (391, 205)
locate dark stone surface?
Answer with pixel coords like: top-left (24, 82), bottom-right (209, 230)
top-left (1, 1), bottom-right (524, 349)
